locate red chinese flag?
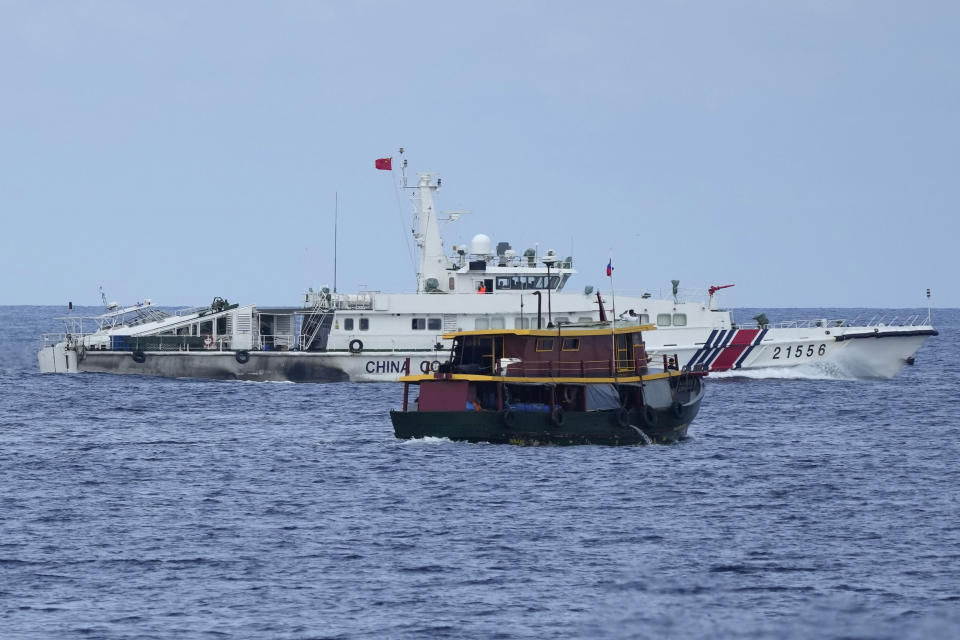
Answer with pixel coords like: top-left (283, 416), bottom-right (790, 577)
top-left (375, 157), bottom-right (392, 171)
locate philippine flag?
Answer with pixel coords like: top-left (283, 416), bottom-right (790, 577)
top-left (606, 260), bottom-right (613, 277)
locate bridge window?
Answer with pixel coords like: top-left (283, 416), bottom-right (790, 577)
top-left (514, 317), bottom-right (530, 329)
top-left (359, 318), bottom-right (369, 331)
top-left (344, 318), bottom-right (354, 331)
top-left (561, 338), bottom-right (580, 351)
top-left (475, 318), bottom-right (489, 330)
top-left (490, 316), bottom-right (505, 329)
top-left (657, 314), bottom-right (672, 326)
top-left (578, 317), bottom-right (593, 323)
top-left (672, 313), bottom-right (687, 327)
top-left (536, 338), bottom-right (554, 352)
top-left (428, 318), bottom-right (442, 331)
top-left (496, 277), bottom-right (512, 290)
top-left (412, 318), bottom-right (426, 330)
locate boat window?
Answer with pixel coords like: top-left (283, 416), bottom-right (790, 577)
top-left (536, 338), bottom-right (554, 352)
top-left (578, 317), bottom-right (593, 323)
top-left (554, 317), bottom-right (569, 325)
top-left (496, 277), bottom-right (512, 290)
top-left (343, 318), bottom-right (354, 331)
top-left (490, 316), bottom-right (505, 329)
top-left (657, 313), bottom-right (672, 326)
top-left (200, 320), bottom-right (213, 335)
top-left (216, 316), bottom-right (227, 335)
top-left (475, 317), bottom-right (489, 330)
top-left (359, 318), bottom-right (369, 331)
top-left (672, 313), bottom-right (687, 327)
top-left (412, 318), bottom-right (426, 330)
top-left (639, 314), bottom-right (650, 324)
top-left (191, 324), bottom-right (198, 336)
top-left (514, 317), bottom-right (530, 329)
top-left (448, 277), bottom-right (455, 291)
top-left (561, 338), bottom-right (580, 352)
top-left (428, 318), bottom-right (442, 331)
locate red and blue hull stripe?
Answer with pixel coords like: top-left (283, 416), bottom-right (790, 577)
top-left (685, 328), bottom-right (768, 372)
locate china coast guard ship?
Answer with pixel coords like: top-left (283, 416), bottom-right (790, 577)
top-left (38, 154), bottom-right (937, 382)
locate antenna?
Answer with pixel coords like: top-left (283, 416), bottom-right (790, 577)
top-left (334, 192), bottom-right (338, 294)
top-left (926, 287), bottom-right (931, 325)
top-left (99, 285), bottom-right (108, 310)
top-left (399, 147), bottom-right (407, 188)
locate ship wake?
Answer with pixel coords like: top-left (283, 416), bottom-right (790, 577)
top-left (710, 362), bottom-right (855, 381)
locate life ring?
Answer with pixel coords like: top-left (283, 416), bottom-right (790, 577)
top-left (349, 339), bottom-right (363, 354)
top-left (551, 407), bottom-right (566, 427)
top-left (502, 409), bottom-right (516, 428)
top-left (643, 405), bottom-right (658, 427)
top-left (431, 360), bottom-right (441, 372)
top-left (202, 335), bottom-right (214, 348)
top-left (615, 407), bottom-right (630, 428)
top-left (131, 350), bottom-right (146, 364)
top-left (235, 351), bottom-right (250, 364)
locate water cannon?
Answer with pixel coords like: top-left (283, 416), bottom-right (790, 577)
top-left (708, 284), bottom-right (735, 297)
top-left (707, 283), bottom-right (735, 310)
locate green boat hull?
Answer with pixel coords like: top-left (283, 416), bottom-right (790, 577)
top-left (390, 401), bottom-right (700, 446)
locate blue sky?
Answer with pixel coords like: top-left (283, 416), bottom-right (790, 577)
top-left (1, 1), bottom-right (957, 308)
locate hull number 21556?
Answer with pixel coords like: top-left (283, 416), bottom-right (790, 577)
top-left (772, 344), bottom-right (826, 359)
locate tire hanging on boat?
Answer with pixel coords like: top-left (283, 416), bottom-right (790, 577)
top-left (349, 339), bottom-right (363, 354)
top-left (615, 407), bottom-right (630, 428)
top-left (642, 405), bottom-right (658, 427)
top-left (502, 409), bottom-right (516, 428)
top-left (672, 402), bottom-right (684, 418)
top-left (551, 407), bottom-right (566, 427)
top-left (131, 350), bottom-right (146, 364)
top-left (235, 350), bottom-right (250, 364)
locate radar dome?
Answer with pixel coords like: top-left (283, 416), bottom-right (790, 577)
top-left (470, 233), bottom-right (492, 256)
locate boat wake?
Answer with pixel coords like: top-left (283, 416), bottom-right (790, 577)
top-left (710, 362), bottom-right (855, 381)
top-left (398, 436), bottom-right (455, 445)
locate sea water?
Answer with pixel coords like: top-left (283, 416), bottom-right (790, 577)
top-left (1, 306), bottom-right (958, 639)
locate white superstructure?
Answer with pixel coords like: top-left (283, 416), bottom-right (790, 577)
top-left (38, 153), bottom-right (936, 382)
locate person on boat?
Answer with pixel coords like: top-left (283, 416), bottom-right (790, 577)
top-left (477, 283), bottom-right (486, 294)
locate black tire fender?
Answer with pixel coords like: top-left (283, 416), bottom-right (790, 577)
top-left (349, 339), bottom-right (363, 354)
top-left (643, 405), bottom-right (658, 427)
top-left (502, 409), bottom-right (516, 428)
top-left (551, 407), bottom-right (566, 427)
top-left (616, 407), bottom-right (630, 428)
top-left (235, 350), bottom-right (250, 364)
top-left (131, 350), bottom-right (146, 364)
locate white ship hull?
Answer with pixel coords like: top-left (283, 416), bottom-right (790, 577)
top-left (39, 322), bottom-right (933, 382)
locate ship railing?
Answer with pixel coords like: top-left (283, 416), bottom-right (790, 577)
top-left (610, 287), bottom-right (708, 305)
top-left (258, 333), bottom-right (296, 351)
top-left (175, 305), bottom-right (208, 316)
top-left (75, 334), bottom-right (227, 352)
top-left (500, 358), bottom-right (639, 378)
top-left (738, 314), bottom-right (934, 330)
top-left (302, 291), bottom-right (376, 311)
top-left (40, 333), bottom-right (71, 348)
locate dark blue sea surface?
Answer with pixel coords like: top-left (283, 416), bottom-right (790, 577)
top-left (1, 306), bottom-right (958, 639)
